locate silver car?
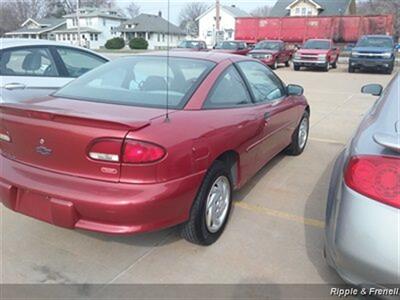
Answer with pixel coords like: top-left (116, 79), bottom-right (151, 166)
top-left (0, 38), bottom-right (108, 101)
top-left (325, 72), bottom-right (399, 287)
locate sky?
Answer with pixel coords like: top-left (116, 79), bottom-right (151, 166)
top-left (115, 0), bottom-right (280, 24)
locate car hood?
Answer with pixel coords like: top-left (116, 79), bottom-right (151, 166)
top-left (352, 46), bottom-right (393, 53)
top-left (249, 50), bottom-right (278, 55)
top-left (297, 49), bottom-right (329, 55)
top-left (212, 49), bottom-right (239, 53)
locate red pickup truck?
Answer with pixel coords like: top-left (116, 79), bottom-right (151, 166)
top-left (293, 39), bottom-right (340, 72)
top-left (247, 40), bottom-right (294, 69)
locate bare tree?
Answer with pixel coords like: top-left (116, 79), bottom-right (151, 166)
top-left (0, 0), bottom-right (47, 36)
top-left (179, 2), bottom-right (208, 36)
top-left (357, 0), bottom-right (400, 38)
top-left (251, 5), bottom-right (271, 17)
top-left (125, 2), bottom-right (140, 18)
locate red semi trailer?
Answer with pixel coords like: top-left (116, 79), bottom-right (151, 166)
top-left (235, 15), bottom-right (394, 44)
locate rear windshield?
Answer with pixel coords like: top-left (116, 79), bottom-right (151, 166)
top-left (356, 37), bottom-right (394, 48)
top-left (254, 41), bottom-right (282, 50)
top-left (54, 56), bottom-right (215, 109)
top-left (178, 41), bottom-right (201, 48)
top-left (216, 41), bottom-right (240, 49)
top-left (303, 40), bottom-right (330, 50)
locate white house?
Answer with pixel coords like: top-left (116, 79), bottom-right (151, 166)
top-left (53, 7), bottom-right (127, 49)
top-left (114, 13), bottom-right (187, 50)
top-left (5, 17), bottom-right (66, 40)
top-left (269, 0), bottom-right (356, 17)
top-left (197, 5), bottom-right (250, 47)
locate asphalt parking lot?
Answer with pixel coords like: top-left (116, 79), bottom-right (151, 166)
top-left (1, 63), bottom-right (398, 285)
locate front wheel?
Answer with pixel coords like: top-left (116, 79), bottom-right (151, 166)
top-left (285, 111), bottom-right (309, 156)
top-left (331, 60), bottom-right (337, 69)
top-left (285, 59), bottom-right (290, 67)
top-left (271, 60), bottom-right (278, 70)
top-left (322, 63), bottom-right (329, 72)
top-left (181, 161), bottom-right (232, 245)
top-left (294, 64), bottom-right (300, 71)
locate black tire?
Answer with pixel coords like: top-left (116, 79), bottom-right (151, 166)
top-left (322, 63), bottom-right (329, 72)
top-left (271, 60), bottom-right (278, 70)
top-left (331, 60), bottom-right (337, 69)
top-left (285, 59), bottom-right (290, 67)
top-left (385, 67), bottom-right (393, 75)
top-left (181, 161), bottom-right (232, 246)
top-left (294, 64), bottom-right (300, 71)
top-left (348, 66), bottom-right (355, 73)
top-left (285, 111), bottom-right (309, 156)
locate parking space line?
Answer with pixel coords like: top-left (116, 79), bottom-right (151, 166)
top-left (234, 202), bottom-right (325, 229)
top-left (308, 137), bottom-right (345, 145)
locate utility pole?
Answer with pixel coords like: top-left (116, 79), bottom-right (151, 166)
top-left (77, 0), bottom-right (81, 46)
top-left (215, 0), bottom-right (220, 31)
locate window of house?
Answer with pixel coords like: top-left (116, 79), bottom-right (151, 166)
top-left (103, 19), bottom-right (106, 26)
top-left (157, 33), bottom-right (160, 42)
top-left (301, 7), bottom-right (307, 15)
top-left (295, 7), bottom-right (301, 15)
top-left (162, 34), bottom-right (165, 42)
top-left (95, 34), bottom-right (98, 41)
top-left (204, 66), bottom-right (251, 108)
top-left (90, 33), bottom-right (93, 41)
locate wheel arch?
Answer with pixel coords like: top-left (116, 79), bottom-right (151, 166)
top-left (214, 150), bottom-right (240, 189)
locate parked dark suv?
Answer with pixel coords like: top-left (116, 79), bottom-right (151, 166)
top-left (349, 35), bottom-right (396, 74)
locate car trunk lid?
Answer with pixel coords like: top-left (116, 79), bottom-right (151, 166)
top-left (0, 97), bottom-right (166, 182)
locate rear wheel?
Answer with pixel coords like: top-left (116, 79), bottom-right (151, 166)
top-left (286, 111), bottom-right (309, 156)
top-left (181, 161), bottom-right (232, 245)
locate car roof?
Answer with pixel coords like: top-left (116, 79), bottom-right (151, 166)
top-left (258, 40), bottom-right (284, 43)
top-left (135, 51), bottom-right (247, 63)
top-left (361, 35), bottom-right (393, 39)
top-left (306, 39), bottom-right (331, 42)
top-left (0, 38), bottom-right (109, 60)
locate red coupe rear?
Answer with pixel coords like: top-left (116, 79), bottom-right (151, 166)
top-left (0, 52), bottom-right (309, 245)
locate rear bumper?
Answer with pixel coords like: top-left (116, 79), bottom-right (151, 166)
top-left (349, 57), bottom-right (394, 69)
top-left (0, 155), bottom-right (204, 234)
top-left (325, 153), bottom-right (400, 286)
top-left (293, 59), bottom-right (327, 67)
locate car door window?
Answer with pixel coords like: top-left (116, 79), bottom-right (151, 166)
top-left (56, 47), bottom-right (106, 77)
top-left (204, 66), bottom-right (251, 108)
top-left (0, 47), bottom-right (58, 77)
top-left (237, 61), bottom-right (285, 103)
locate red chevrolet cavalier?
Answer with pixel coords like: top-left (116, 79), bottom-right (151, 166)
top-left (0, 52), bottom-right (309, 245)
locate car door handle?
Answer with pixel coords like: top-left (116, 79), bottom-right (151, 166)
top-left (3, 83), bottom-right (26, 90)
top-left (264, 112), bottom-right (270, 120)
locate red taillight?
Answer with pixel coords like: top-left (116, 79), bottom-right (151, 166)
top-left (88, 139), bottom-right (165, 164)
top-left (122, 140), bottom-right (165, 163)
top-left (88, 139), bottom-right (122, 162)
top-left (345, 155), bottom-right (400, 208)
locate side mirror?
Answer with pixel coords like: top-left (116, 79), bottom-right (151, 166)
top-left (361, 84), bottom-right (383, 96)
top-left (287, 84), bottom-right (304, 96)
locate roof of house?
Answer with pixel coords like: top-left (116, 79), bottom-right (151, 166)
top-left (114, 14), bottom-right (186, 35)
top-left (5, 17), bottom-right (66, 35)
top-left (196, 5), bottom-right (250, 21)
top-left (63, 7), bottom-right (127, 20)
top-left (53, 26), bottom-right (101, 34)
top-left (269, 0), bottom-right (354, 17)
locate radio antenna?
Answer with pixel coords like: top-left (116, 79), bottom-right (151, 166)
top-left (165, 0), bottom-right (171, 122)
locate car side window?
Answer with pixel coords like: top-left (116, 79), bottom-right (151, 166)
top-left (237, 61), bottom-right (285, 103)
top-left (0, 47), bottom-right (58, 77)
top-left (204, 66), bottom-right (251, 108)
top-left (56, 47), bottom-right (106, 77)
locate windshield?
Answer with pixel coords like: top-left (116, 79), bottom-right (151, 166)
top-left (303, 40), bottom-right (330, 50)
top-left (178, 41), bottom-right (201, 49)
top-left (216, 41), bottom-right (241, 50)
top-left (356, 37), bottom-right (394, 48)
top-left (254, 41), bottom-right (282, 50)
top-left (54, 56), bottom-right (215, 109)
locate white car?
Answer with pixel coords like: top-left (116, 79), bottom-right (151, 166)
top-left (0, 38), bottom-right (108, 93)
